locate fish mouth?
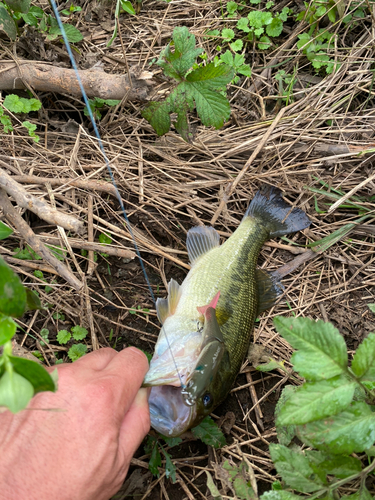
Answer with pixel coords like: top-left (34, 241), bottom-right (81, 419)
top-left (149, 385), bottom-right (196, 437)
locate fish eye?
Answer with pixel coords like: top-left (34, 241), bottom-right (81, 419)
top-left (202, 392), bottom-right (213, 407)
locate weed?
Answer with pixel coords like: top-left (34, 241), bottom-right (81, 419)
top-left (142, 26), bottom-right (234, 142)
top-left (57, 325), bottom-right (88, 361)
top-left (84, 98), bottom-right (121, 121)
top-left (1, 94), bottom-right (42, 141)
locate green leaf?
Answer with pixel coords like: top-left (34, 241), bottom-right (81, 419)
top-left (261, 492), bottom-right (303, 500)
top-left (206, 471), bottom-right (223, 500)
top-left (266, 17), bottom-right (283, 37)
top-left (0, 221), bottom-right (13, 240)
top-left (352, 332), bottom-right (375, 383)
top-left (368, 304), bottom-right (375, 313)
top-left (57, 330), bottom-right (71, 344)
top-left (237, 64), bottom-right (251, 77)
top-left (160, 435), bottom-right (182, 447)
top-left (297, 401), bottom-right (375, 455)
top-left (220, 50), bottom-right (234, 66)
top-left (191, 416), bottom-right (226, 448)
top-left (237, 17), bottom-right (250, 32)
top-left (222, 28), bottom-right (235, 41)
top-left (157, 26), bottom-right (204, 80)
top-left (269, 444), bottom-right (324, 493)
top-left (13, 245), bottom-right (41, 260)
top-left (5, 0), bottom-right (30, 13)
top-left (342, 487), bottom-right (374, 500)
top-left (160, 448), bottom-right (176, 483)
top-left (148, 442), bottom-right (162, 476)
top-left (230, 39), bottom-right (243, 52)
top-left (258, 36), bottom-right (271, 50)
top-left (48, 24), bottom-right (83, 43)
top-left (141, 101), bottom-right (172, 137)
top-left (277, 376), bottom-right (357, 426)
top-left (0, 369), bottom-right (34, 413)
top-left (9, 356), bottom-right (56, 393)
top-left (71, 325), bottom-right (88, 341)
top-left (99, 232), bottom-right (112, 244)
top-left (275, 385), bottom-right (296, 446)
top-left (119, 0), bottom-right (135, 15)
top-left (274, 317), bottom-right (348, 380)
top-left (314, 455), bottom-right (362, 479)
top-left (0, 5), bottom-right (17, 40)
top-left (68, 343), bottom-right (87, 361)
top-left (0, 313), bottom-right (17, 345)
top-left (327, 8), bottom-right (336, 23)
top-left (0, 256), bottom-right (27, 317)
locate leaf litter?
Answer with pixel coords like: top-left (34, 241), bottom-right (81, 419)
top-left (0, 0), bottom-right (375, 497)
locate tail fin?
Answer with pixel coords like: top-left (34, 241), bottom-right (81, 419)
top-left (244, 186), bottom-right (311, 237)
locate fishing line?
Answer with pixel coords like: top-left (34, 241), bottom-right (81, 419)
top-left (49, 0), bottom-right (185, 390)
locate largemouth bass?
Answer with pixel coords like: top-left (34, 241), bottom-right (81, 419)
top-left (144, 186), bottom-right (310, 436)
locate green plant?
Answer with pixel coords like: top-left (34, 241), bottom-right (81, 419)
top-left (274, 69), bottom-right (296, 104)
top-left (142, 26), bottom-right (234, 142)
top-left (147, 415), bottom-right (225, 481)
top-left (296, 30), bottom-right (339, 74)
top-left (206, 459), bottom-right (256, 500)
top-left (106, 0), bottom-right (135, 47)
top-left (256, 315), bottom-right (375, 499)
top-left (84, 98), bottom-right (121, 121)
top-left (33, 270), bottom-right (56, 294)
top-left (0, 251), bottom-right (57, 413)
top-left (296, 0), bottom-right (338, 25)
top-left (0, 0), bottom-right (83, 42)
top-left (57, 325), bottom-right (88, 361)
top-left (214, 50), bottom-right (251, 84)
top-left (1, 94), bottom-right (42, 141)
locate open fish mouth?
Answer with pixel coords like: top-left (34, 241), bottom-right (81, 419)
top-left (149, 385), bottom-right (197, 437)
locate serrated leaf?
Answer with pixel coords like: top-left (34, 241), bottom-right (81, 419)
top-left (0, 256), bottom-right (26, 317)
top-left (266, 17), bottom-right (283, 37)
top-left (68, 343), bottom-right (87, 361)
top-left (141, 101), bottom-right (172, 137)
top-left (0, 221), bottom-right (13, 240)
top-left (258, 36), bottom-right (271, 50)
top-left (9, 356), bottom-right (56, 393)
top-left (315, 455), bottom-right (362, 479)
top-left (277, 376), bottom-right (356, 426)
top-left (161, 448), bottom-right (176, 483)
top-left (158, 26), bottom-right (203, 80)
top-left (222, 28), bottom-right (235, 41)
top-left (341, 487), bottom-right (373, 500)
top-left (206, 471), bottom-right (223, 500)
top-left (57, 330), bottom-right (71, 344)
top-left (274, 317), bottom-right (348, 380)
top-left (160, 435), bottom-right (182, 447)
top-left (0, 370), bottom-right (34, 413)
top-left (230, 39), bottom-right (243, 52)
top-left (275, 385), bottom-right (297, 446)
top-left (352, 332), bottom-right (375, 382)
top-left (269, 444), bottom-right (324, 493)
top-left (297, 401), bottom-right (375, 455)
top-left (237, 17), bottom-right (250, 32)
top-left (0, 313), bottom-right (17, 346)
top-left (71, 325), bottom-right (88, 341)
top-left (191, 416), bottom-right (226, 448)
top-left (0, 5), bottom-right (17, 40)
top-left (148, 442), bottom-right (162, 476)
top-left (6, 0), bottom-right (30, 12)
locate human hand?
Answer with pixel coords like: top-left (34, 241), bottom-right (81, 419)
top-left (0, 347), bottom-right (150, 500)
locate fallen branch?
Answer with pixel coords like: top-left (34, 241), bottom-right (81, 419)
top-left (0, 189), bottom-right (83, 291)
top-left (0, 167), bottom-right (84, 234)
top-left (10, 175), bottom-right (119, 197)
top-left (0, 61), bottom-right (150, 101)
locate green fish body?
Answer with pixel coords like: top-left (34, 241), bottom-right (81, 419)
top-left (144, 186), bottom-right (310, 436)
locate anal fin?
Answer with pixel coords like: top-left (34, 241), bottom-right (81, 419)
top-left (256, 269), bottom-right (284, 314)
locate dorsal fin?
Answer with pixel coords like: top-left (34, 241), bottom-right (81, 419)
top-left (186, 226), bottom-right (220, 265)
top-left (155, 278), bottom-right (181, 324)
top-left (256, 269), bottom-right (284, 314)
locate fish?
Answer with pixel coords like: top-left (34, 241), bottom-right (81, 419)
top-left (143, 186), bottom-right (311, 437)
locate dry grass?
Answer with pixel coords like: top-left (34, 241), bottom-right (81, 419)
top-left (1, 0), bottom-right (375, 496)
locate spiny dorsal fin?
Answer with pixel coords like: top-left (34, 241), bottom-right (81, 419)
top-left (186, 226), bottom-right (220, 265)
top-left (155, 278), bottom-right (181, 324)
top-left (256, 269), bottom-right (284, 314)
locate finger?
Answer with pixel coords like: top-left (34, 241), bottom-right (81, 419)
top-left (118, 388), bottom-right (151, 463)
top-left (105, 347), bottom-right (149, 414)
top-left (73, 347), bottom-right (118, 371)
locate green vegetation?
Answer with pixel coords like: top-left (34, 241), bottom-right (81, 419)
top-left (84, 98), bottom-right (121, 121)
top-left (142, 26), bottom-right (234, 142)
top-left (1, 94), bottom-right (42, 141)
top-left (0, 226), bottom-right (56, 413)
top-left (57, 325), bottom-right (88, 361)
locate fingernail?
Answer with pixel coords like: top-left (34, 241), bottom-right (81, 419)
top-left (134, 387), bottom-right (150, 408)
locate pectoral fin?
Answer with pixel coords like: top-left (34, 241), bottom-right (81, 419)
top-left (155, 278), bottom-right (181, 324)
